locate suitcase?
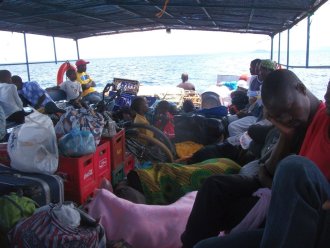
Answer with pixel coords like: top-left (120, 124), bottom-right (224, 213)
top-left (0, 164), bottom-right (64, 206)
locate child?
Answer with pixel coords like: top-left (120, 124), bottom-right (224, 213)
top-left (154, 100), bottom-right (175, 139)
top-left (130, 96), bottom-right (153, 138)
top-left (59, 69), bottom-right (87, 109)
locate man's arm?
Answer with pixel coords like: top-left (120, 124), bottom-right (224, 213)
top-left (11, 85), bottom-right (23, 109)
top-left (47, 86), bottom-right (60, 90)
top-left (81, 80), bottom-right (95, 90)
top-left (90, 80), bottom-right (96, 87)
top-left (258, 118), bottom-right (296, 188)
top-left (323, 200), bottom-right (330, 210)
top-left (35, 94), bottom-right (46, 109)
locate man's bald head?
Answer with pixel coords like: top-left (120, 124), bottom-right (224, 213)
top-left (181, 73), bottom-right (189, 82)
top-left (262, 69), bottom-right (306, 108)
top-left (262, 69), bottom-right (313, 128)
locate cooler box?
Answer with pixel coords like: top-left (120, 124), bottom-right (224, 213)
top-left (94, 140), bottom-right (111, 187)
top-left (57, 154), bottom-right (96, 205)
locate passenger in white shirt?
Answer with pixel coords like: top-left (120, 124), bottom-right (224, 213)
top-left (0, 70), bottom-right (24, 124)
top-left (0, 105), bottom-right (6, 141)
top-left (59, 68), bottom-right (87, 109)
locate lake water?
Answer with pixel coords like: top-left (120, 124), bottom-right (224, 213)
top-left (1, 51), bottom-right (329, 100)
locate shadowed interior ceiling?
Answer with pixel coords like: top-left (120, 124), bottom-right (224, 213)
top-left (0, 0), bottom-right (327, 39)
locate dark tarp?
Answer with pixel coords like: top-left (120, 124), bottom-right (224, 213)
top-left (0, 0), bottom-right (327, 39)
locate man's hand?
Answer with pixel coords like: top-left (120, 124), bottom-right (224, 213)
top-left (237, 110), bottom-right (247, 118)
top-left (267, 117), bottom-right (295, 138)
top-left (258, 165), bottom-right (273, 188)
top-left (90, 80), bottom-right (96, 87)
top-left (322, 200), bottom-right (330, 210)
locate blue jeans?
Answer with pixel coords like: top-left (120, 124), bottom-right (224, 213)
top-left (194, 229), bottom-right (263, 248)
top-left (82, 91), bottom-right (102, 104)
top-left (261, 155), bottom-right (330, 248)
top-left (194, 155), bottom-right (330, 248)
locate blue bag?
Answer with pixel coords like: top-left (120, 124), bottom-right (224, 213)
top-left (58, 129), bottom-right (96, 157)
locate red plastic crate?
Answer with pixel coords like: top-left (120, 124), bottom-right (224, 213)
top-left (0, 143), bottom-right (10, 166)
top-left (94, 140), bottom-right (111, 187)
top-left (103, 129), bottom-right (125, 170)
top-left (57, 154), bottom-right (97, 204)
top-left (124, 152), bottom-right (135, 176)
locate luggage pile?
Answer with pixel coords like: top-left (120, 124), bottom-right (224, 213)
top-left (0, 109), bottom-right (136, 247)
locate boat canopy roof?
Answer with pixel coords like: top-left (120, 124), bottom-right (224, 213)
top-left (0, 0), bottom-right (327, 40)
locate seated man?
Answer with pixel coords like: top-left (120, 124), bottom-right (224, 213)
top-left (248, 58), bottom-right (262, 91)
top-left (194, 78), bottom-right (330, 248)
top-left (0, 70), bottom-right (24, 124)
top-left (75, 59), bottom-right (102, 104)
top-left (0, 105), bottom-right (6, 141)
top-left (177, 73), bottom-right (195, 91)
top-left (181, 70), bottom-right (327, 248)
top-left (11, 75), bottom-right (65, 114)
top-left (226, 59), bottom-right (276, 146)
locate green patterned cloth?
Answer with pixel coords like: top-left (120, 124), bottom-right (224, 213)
top-left (134, 158), bottom-right (241, 205)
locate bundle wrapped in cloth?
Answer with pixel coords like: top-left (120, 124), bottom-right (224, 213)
top-left (88, 189), bottom-right (197, 248)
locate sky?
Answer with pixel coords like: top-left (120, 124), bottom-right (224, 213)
top-left (0, 1), bottom-right (329, 63)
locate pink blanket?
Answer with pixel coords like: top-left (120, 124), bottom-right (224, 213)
top-left (88, 189), bottom-right (197, 248)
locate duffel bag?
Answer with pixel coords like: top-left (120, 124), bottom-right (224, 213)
top-left (9, 203), bottom-right (106, 248)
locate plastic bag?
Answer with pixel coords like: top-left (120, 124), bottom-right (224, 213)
top-left (0, 193), bottom-right (37, 232)
top-left (8, 111), bottom-right (59, 174)
top-left (58, 128), bottom-right (96, 157)
top-left (102, 112), bottom-right (117, 138)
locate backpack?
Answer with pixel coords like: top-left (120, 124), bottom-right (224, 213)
top-left (9, 203), bottom-right (106, 248)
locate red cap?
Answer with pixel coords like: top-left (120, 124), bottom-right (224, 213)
top-left (75, 59), bottom-right (90, 67)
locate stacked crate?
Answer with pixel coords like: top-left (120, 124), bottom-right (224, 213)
top-left (57, 153), bottom-right (96, 204)
top-left (124, 151), bottom-right (135, 176)
top-left (57, 128), bottom-right (136, 204)
top-left (57, 140), bottom-right (111, 205)
top-left (102, 129), bottom-right (126, 186)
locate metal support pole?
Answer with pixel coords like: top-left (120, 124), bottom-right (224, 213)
top-left (53, 36), bottom-right (58, 64)
top-left (23, 32), bottom-right (30, 81)
top-left (270, 35), bottom-right (274, 60)
top-left (75, 39), bottom-right (80, 60)
top-left (278, 32), bottom-right (281, 65)
top-left (306, 15), bottom-right (311, 68)
top-left (287, 29), bottom-right (290, 69)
